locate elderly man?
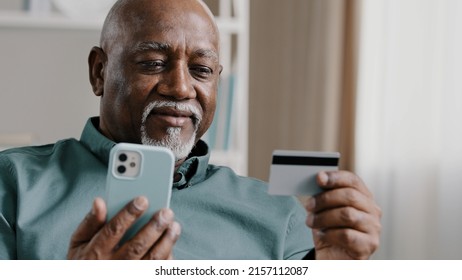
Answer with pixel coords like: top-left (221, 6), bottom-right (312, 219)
top-left (0, 0), bottom-right (381, 260)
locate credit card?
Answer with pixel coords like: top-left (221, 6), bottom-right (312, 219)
top-left (268, 150), bottom-right (340, 196)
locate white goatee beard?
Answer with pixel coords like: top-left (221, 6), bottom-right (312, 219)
top-left (140, 101), bottom-right (202, 161)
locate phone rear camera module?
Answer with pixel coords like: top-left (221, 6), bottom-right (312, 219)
top-left (117, 165), bottom-right (126, 174)
top-left (113, 150), bottom-right (141, 178)
top-left (118, 153), bottom-right (128, 162)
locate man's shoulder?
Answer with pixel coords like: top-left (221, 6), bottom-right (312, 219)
top-left (0, 138), bottom-right (80, 164)
top-left (0, 137), bottom-right (93, 194)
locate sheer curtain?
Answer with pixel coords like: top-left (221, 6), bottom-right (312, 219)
top-left (356, 0), bottom-right (462, 259)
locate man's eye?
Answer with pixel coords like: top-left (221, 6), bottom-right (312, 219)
top-left (139, 60), bottom-right (165, 70)
top-left (190, 66), bottom-right (213, 78)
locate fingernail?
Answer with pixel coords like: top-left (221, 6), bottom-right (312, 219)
top-left (133, 196), bottom-right (148, 211)
top-left (158, 209), bottom-right (174, 226)
top-left (91, 197), bottom-right (102, 215)
top-left (318, 172), bottom-right (329, 186)
top-left (306, 213), bottom-right (314, 227)
top-left (306, 197), bottom-right (316, 211)
top-left (168, 222), bottom-right (181, 239)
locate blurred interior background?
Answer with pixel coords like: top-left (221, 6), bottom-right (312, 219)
top-left (1, 0), bottom-right (461, 259)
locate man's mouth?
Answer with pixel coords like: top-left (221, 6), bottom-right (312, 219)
top-left (142, 100), bottom-right (202, 130)
top-left (149, 107), bottom-right (195, 127)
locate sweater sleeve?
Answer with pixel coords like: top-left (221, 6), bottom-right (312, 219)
top-left (283, 198), bottom-right (314, 260)
top-left (0, 154), bottom-right (17, 259)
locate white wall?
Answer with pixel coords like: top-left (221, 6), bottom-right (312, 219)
top-left (0, 0), bottom-right (23, 10)
top-left (0, 26), bottom-right (100, 145)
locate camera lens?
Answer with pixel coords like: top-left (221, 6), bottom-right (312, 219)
top-left (117, 165), bottom-right (126, 174)
top-left (118, 153), bottom-right (128, 162)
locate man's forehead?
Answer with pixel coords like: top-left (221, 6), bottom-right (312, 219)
top-left (102, 0), bottom-right (218, 49)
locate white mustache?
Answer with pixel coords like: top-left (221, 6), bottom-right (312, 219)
top-left (142, 100), bottom-right (202, 127)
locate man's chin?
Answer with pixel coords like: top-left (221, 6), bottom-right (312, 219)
top-left (141, 134), bottom-right (196, 161)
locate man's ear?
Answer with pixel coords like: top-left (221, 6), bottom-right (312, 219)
top-left (88, 46), bottom-right (107, 97)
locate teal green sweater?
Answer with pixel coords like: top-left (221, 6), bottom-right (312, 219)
top-left (0, 118), bottom-right (313, 259)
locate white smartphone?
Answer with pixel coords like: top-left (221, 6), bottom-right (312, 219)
top-left (106, 143), bottom-right (175, 244)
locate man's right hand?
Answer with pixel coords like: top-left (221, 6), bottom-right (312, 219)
top-left (67, 196), bottom-right (181, 259)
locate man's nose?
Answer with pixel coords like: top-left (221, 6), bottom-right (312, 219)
top-left (157, 63), bottom-right (195, 100)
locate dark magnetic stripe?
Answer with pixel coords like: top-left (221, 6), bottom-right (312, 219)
top-left (272, 155), bottom-right (339, 166)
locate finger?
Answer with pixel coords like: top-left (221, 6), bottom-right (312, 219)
top-left (143, 221), bottom-right (181, 260)
top-left (308, 187), bottom-right (381, 216)
top-left (306, 206), bottom-right (381, 234)
top-left (115, 208), bottom-right (175, 259)
top-left (91, 196), bottom-right (148, 253)
top-left (69, 198), bottom-right (107, 247)
top-left (315, 228), bottom-right (379, 259)
top-left (317, 171), bottom-right (373, 198)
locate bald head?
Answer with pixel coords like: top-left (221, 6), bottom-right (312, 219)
top-left (100, 0), bottom-right (219, 51)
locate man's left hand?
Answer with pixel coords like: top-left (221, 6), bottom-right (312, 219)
top-left (305, 171), bottom-right (382, 259)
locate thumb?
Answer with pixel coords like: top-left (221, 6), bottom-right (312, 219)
top-left (69, 197), bottom-right (107, 247)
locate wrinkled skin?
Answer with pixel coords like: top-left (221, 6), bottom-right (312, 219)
top-left (307, 171), bottom-right (382, 259)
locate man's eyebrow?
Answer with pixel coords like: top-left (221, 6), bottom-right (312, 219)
top-left (132, 41), bottom-right (219, 62)
top-left (133, 41), bottom-right (171, 52)
top-left (194, 49), bottom-right (219, 63)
